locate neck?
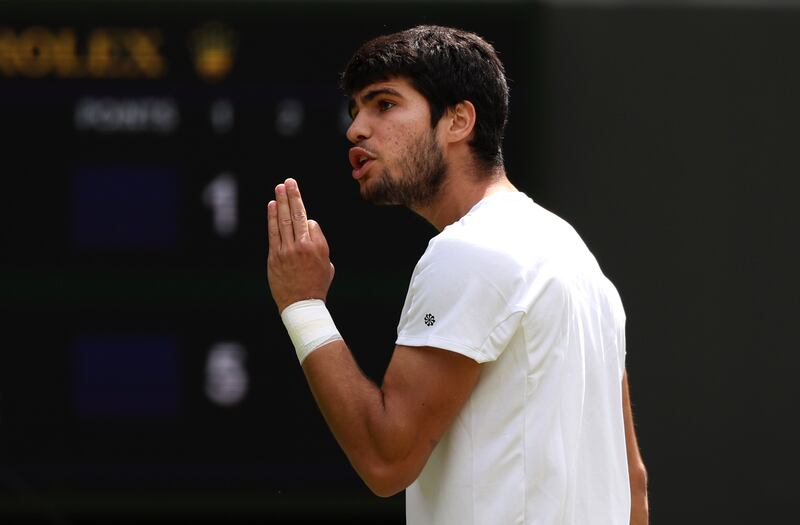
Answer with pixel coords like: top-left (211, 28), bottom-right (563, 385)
top-left (412, 165), bottom-right (518, 231)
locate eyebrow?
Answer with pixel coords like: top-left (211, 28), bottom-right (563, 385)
top-left (349, 87), bottom-right (404, 118)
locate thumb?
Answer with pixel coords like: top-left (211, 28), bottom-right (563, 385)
top-left (308, 219), bottom-right (326, 242)
top-left (308, 219), bottom-right (332, 258)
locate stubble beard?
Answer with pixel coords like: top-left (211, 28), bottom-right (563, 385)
top-left (362, 129), bottom-right (447, 209)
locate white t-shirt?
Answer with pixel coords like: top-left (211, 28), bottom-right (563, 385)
top-left (396, 192), bottom-right (630, 525)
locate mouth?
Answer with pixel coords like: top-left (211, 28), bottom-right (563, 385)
top-left (349, 146), bottom-right (377, 180)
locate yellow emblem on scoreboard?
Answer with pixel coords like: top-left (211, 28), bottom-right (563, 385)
top-left (190, 22), bottom-right (237, 82)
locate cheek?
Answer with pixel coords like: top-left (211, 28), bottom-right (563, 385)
top-left (392, 124), bottom-right (417, 149)
top-left (377, 126), bottom-right (403, 156)
top-left (385, 124), bottom-right (403, 147)
top-left (378, 118), bottom-right (425, 159)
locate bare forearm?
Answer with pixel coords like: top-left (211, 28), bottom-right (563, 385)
top-left (630, 468), bottom-right (649, 525)
top-left (623, 371), bottom-right (649, 525)
top-left (301, 340), bottom-right (417, 495)
top-left (627, 431), bottom-right (649, 525)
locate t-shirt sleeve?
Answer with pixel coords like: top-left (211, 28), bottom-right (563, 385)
top-left (395, 236), bottom-right (523, 363)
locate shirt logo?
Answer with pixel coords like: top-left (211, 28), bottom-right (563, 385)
top-left (424, 313), bottom-right (436, 327)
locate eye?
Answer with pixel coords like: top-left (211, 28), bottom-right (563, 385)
top-left (378, 100), bottom-right (396, 112)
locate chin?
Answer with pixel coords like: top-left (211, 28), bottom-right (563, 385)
top-left (359, 172), bottom-right (400, 205)
top-left (358, 178), bottom-right (379, 202)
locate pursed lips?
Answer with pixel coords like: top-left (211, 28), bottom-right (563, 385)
top-left (349, 146), bottom-right (377, 180)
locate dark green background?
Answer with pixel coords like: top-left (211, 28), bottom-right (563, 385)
top-left (0, 1), bottom-right (797, 523)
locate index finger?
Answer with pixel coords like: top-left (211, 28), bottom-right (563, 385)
top-left (284, 178), bottom-right (310, 241)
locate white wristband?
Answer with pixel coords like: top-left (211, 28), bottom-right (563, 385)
top-left (280, 299), bottom-right (343, 364)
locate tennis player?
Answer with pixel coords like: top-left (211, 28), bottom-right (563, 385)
top-left (267, 25), bottom-right (648, 525)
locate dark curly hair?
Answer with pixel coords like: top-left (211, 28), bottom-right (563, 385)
top-left (340, 25), bottom-right (509, 171)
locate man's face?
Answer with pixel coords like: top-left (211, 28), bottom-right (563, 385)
top-left (346, 77), bottom-right (447, 208)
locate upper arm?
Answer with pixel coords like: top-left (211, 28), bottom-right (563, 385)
top-left (367, 344), bottom-right (481, 491)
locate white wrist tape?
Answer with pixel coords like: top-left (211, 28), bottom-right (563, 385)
top-left (280, 299), bottom-right (343, 364)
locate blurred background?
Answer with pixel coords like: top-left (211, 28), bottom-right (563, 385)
top-left (1, 0), bottom-right (798, 523)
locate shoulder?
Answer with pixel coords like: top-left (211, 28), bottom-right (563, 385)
top-left (410, 213), bottom-right (527, 305)
top-left (418, 226), bottom-right (520, 283)
top-left (419, 192), bottom-right (543, 273)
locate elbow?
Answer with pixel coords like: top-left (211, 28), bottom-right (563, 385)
top-left (368, 481), bottom-right (405, 499)
top-left (359, 459), bottom-right (417, 498)
top-left (351, 413), bottom-right (427, 497)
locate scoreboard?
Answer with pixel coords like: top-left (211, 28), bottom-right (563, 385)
top-left (0, 1), bottom-right (537, 521)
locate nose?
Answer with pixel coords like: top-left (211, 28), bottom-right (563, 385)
top-left (346, 112), bottom-right (370, 144)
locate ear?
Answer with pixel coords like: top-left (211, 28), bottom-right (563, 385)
top-left (442, 100), bottom-right (476, 145)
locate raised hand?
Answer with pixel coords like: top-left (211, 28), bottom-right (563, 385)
top-left (267, 178), bottom-right (335, 313)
